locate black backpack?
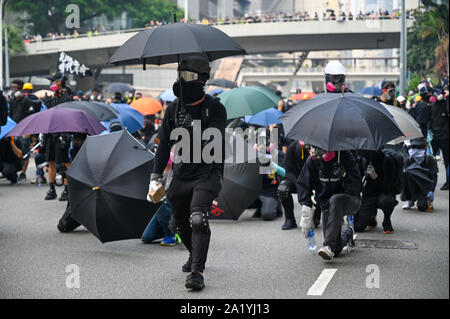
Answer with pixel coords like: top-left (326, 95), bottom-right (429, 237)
top-left (382, 148), bottom-right (405, 195)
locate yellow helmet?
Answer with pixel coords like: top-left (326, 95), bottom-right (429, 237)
top-left (414, 95), bottom-right (422, 102)
top-left (23, 82), bottom-right (34, 90)
top-left (302, 94), bottom-right (310, 100)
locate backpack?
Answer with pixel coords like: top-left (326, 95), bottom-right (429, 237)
top-left (382, 148), bottom-right (405, 195)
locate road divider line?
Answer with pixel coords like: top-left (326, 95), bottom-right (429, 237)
top-left (307, 268), bottom-right (338, 296)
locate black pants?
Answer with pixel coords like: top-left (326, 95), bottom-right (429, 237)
top-left (57, 201), bottom-right (81, 232)
top-left (431, 138), bottom-right (449, 181)
top-left (354, 194), bottom-right (398, 232)
top-left (0, 160), bottom-right (22, 183)
top-left (322, 194), bottom-right (361, 256)
top-left (167, 173), bottom-right (222, 272)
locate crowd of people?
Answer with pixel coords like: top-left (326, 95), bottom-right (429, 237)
top-left (1, 57), bottom-right (448, 291)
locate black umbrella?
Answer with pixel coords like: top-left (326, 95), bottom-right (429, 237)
top-left (57, 101), bottom-right (119, 122)
top-left (108, 23), bottom-right (246, 67)
top-left (104, 82), bottom-right (134, 93)
top-left (280, 93), bottom-right (403, 151)
top-left (401, 161), bottom-right (434, 201)
top-left (207, 78), bottom-right (237, 88)
top-left (67, 130), bottom-right (160, 243)
top-left (210, 135), bottom-right (262, 220)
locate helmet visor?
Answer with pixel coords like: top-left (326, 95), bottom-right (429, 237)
top-left (178, 70), bottom-right (199, 82)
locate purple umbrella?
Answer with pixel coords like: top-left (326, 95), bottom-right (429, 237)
top-left (7, 107), bottom-right (105, 137)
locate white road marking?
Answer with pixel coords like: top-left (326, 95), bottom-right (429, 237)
top-left (307, 268), bottom-right (338, 296)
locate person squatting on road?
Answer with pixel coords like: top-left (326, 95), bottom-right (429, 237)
top-left (297, 148), bottom-right (362, 261)
top-left (147, 56), bottom-right (227, 291)
top-left (354, 149), bottom-right (404, 234)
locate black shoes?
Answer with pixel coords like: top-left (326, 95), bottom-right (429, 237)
top-left (182, 256), bottom-right (192, 273)
top-left (382, 219), bottom-right (394, 234)
top-left (18, 172), bottom-right (26, 181)
top-left (281, 218), bottom-right (297, 230)
top-left (45, 187), bottom-right (57, 200)
top-left (59, 187), bottom-right (69, 201)
top-left (185, 272), bottom-right (205, 291)
top-left (440, 182), bottom-right (449, 191)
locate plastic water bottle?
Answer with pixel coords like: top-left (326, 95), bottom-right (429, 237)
top-left (347, 215), bottom-right (354, 229)
top-left (307, 229), bottom-right (316, 251)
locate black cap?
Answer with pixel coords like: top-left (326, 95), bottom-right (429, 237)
top-left (47, 72), bottom-right (67, 82)
top-left (178, 56), bottom-right (211, 74)
top-left (410, 137), bottom-right (427, 148)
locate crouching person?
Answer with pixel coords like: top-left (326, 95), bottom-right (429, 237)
top-left (297, 148), bottom-right (362, 260)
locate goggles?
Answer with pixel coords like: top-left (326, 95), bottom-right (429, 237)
top-left (328, 74), bottom-right (345, 84)
top-left (178, 70), bottom-right (200, 82)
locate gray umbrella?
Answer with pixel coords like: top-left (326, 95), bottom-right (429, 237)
top-left (380, 102), bottom-right (423, 145)
top-left (104, 82), bottom-right (134, 93)
top-left (108, 23), bottom-right (246, 67)
top-left (207, 78), bottom-right (237, 88)
top-left (58, 101), bottom-right (119, 122)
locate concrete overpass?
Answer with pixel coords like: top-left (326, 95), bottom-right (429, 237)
top-left (11, 19), bottom-right (412, 77)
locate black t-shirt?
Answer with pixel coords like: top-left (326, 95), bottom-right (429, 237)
top-left (154, 95), bottom-right (227, 180)
top-left (0, 138), bottom-right (22, 163)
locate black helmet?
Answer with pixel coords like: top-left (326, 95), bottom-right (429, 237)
top-left (178, 56), bottom-right (211, 81)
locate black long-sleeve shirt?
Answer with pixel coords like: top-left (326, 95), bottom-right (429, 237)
top-left (153, 95), bottom-right (227, 180)
top-left (428, 98), bottom-right (449, 139)
top-left (284, 140), bottom-right (308, 185)
top-left (296, 150), bottom-right (362, 209)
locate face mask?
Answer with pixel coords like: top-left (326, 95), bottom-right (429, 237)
top-left (429, 96), bottom-right (437, 103)
top-left (50, 84), bottom-right (58, 92)
top-left (325, 74), bottom-right (346, 93)
top-left (14, 91), bottom-right (23, 98)
top-left (173, 79), bottom-right (205, 104)
top-left (322, 151), bottom-right (336, 162)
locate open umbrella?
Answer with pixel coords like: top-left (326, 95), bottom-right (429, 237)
top-left (104, 82), bottom-right (133, 93)
top-left (34, 90), bottom-right (53, 99)
top-left (207, 79), bottom-right (236, 88)
top-left (290, 92), bottom-right (317, 101)
top-left (7, 107), bottom-right (105, 137)
top-left (67, 130), bottom-right (160, 243)
top-left (159, 88), bottom-right (177, 103)
top-left (210, 135), bottom-right (262, 220)
top-left (245, 108), bottom-right (283, 127)
top-left (0, 117), bottom-right (16, 139)
top-left (130, 97), bottom-right (163, 116)
top-left (401, 162), bottom-right (434, 201)
top-left (358, 86), bottom-right (382, 96)
top-left (380, 102), bottom-right (423, 145)
top-left (57, 101), bottom-right (119, 122)
top-left (218, 86), bottom-right (280, 120)
top-left (280, 93), bottom-right (403, 151)
top-left (108, 23), bottom-right (246, 67)
top-left (102, 103), bottom-right (144, 133)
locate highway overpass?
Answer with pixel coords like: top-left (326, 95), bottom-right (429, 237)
top-left (11, 19), bottom-right (412, 78)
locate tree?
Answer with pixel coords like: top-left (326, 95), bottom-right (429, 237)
top-left (2, 25), bottom-right (26, 55)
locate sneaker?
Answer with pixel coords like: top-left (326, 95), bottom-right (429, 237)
top-left (440, 182), bottom-right (449, 191)
top-left (185, 272), bottom-right (205, 291)
top-left (367, 216), bottom-right (377, 229)
top-left (59, 188), bottom-right (69, 201)
top-left (281, 218), bottom-right (297, 230)
top-left (160, 235), bottom-right (176, 246)
top-left (45, 188), bottom-right (57, 200)
top-left (318, 246), bottom-right (334, 260)
top-left (18, 172), bottom-right (26, 181)
top-left (182, 256), bottom-right (192, 273)
top-left (382, 220), bottom-right (394, 234)
top-left (30, 178), bottom-right (38, 184)
top-left (10, 180), bottom-right (18, 185)
top-left (402, 201), bottom-right (414, 210)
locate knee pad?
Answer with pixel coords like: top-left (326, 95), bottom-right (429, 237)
top-left (190, 210), bottom-right (210, 233)
top-left (278, 181), bottom-right (291, 199)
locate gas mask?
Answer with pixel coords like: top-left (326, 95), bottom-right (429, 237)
top-left (325, 74), bottom-right (346, 93)
top-left (382, 88), bottom-right (396, 103)
top-left (173, 78), bottom-right (205, 105)
top-left (14, 91), bottom-right (23, 98)
top-left (310, 147), bottom-right (336, 162)
top-left (50, 84), bottom-right (58, 92)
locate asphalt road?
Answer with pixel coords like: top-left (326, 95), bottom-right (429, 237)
top-left (0, 160), bottom-right (448, 299)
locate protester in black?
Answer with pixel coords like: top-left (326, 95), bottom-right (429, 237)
top-left (148, 56), bottom-right (226, 291)
top-left (0, 93), bottom-right (7, 133)
top-left (410, 85), bottom-right (432, 137)
top-left (428, 85), bottom-right (449, 190)
top-left (0, 137), bottom-right (23, 184)
top-left (297, 149), bottom-right (362, 260)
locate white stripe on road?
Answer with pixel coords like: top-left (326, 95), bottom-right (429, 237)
top-left (307, 268), bottom-right (338, 296)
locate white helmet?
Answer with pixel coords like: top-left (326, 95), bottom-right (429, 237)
top-left (324, 61), bottom-right (346, 75)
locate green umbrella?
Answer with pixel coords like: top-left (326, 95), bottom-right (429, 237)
top-left (217, 86), bottom-right (281, 120)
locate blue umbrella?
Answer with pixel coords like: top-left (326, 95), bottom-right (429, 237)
top-left (0, 117), bottom-right (17, 139)
top-left (101, 103), bottom-right (144, 133)
top-left (159, 88), bottom-right (177, 103)
top-left (358, 86), bottom-right (382, 96)
top-left (208, 88), bottom-right (224, 96)
top-left (244, 108), bottom-right (283, 127)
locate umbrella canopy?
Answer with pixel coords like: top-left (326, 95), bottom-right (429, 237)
top-left (380, 102), bottom-right (423, 144)
top-left (280, 93), bottom-right (403, 151)
top-left (102, 103), bottom-right (144, 133)
top-left (245, 108), bottom-right (283, 127)
top-left (0, 117), bottom-right (16, 139)
top-left (130, 97), bottom-right (163, 115)
top-left (218, 86), bottom-right (281, 120)
top-left (57, 101), bottom-right (119, 122)
top-left (7, 107), bottom-right (105, 137)
top-left (159, 88), bottom-right (177, 103)
top-left (358, 86), bottom-right (382, 96)
top-left (104, 82), bottom-right (133, 93)
top-left (401, 162), bottom-right (434, 201)
top-left (208, 88), bottom-right (224, 96)
top-left (34, 90), bottom-right (53, 99)
top-left (210, 135), bottom-right (262, 220)
top-left (108, 23), bottom-right (246, 66)
top-left (67, 130), bottom-right (160, 243)
top-left (290, 92), bottom-right (317, 101)
top-left (207, 78), bottom-right (236, 88)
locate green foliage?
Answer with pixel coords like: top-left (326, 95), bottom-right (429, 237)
top-left (2, 25), bottom-right (26, 55)
top-left (6, 0), bottom-right (182, 35)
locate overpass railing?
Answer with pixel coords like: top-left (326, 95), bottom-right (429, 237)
top-left (240, 66), bottom-right (400, 74)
